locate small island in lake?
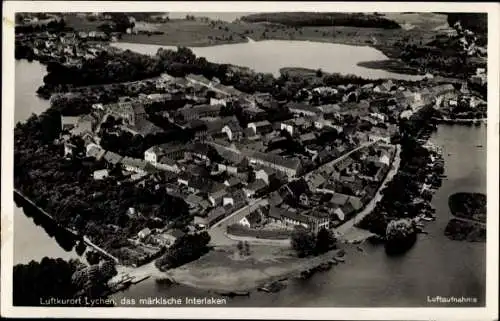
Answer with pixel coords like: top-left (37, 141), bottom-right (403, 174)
top-left (448, 192), bottom-right (486, 223)
top-left (444, 192), bottom-right (486, 242)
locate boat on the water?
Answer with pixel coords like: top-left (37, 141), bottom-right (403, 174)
top-left (316, 262), bottom-right (333, 271)
top-left (258, 281), bottom-right (286, 293)
top-left (216, 291), bottom-right (250, 297)
top-left (300, 270), bottom-right (314, 279)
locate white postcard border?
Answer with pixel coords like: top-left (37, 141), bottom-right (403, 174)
top-left (2, 2), bottom-right (499, 320)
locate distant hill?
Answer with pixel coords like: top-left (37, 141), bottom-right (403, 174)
top-left (240, 12), bottom-right (401, 29)
top-left (126, 12), bottom-right (169, 21)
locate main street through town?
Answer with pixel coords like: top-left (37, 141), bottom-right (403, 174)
top-left (335, 144), bottom-right (401, 240)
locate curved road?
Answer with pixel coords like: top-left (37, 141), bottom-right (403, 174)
top-left (335, 144), bottom-right (401, 237)
top-left (209, 198), bottom-right (269, 246)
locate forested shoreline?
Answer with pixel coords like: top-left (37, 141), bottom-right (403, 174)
top-left (240, 12), bottom-right (401, 29)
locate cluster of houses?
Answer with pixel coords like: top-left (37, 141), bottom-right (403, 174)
top-left (55, 47), bottom-right (468, 247)
top-left (234, 142), bottom-right (396, 234)
top-left (16, 30), bottom-right (113, 67)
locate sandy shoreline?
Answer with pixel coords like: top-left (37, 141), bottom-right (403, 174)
top-left (158, 246), bottom-right (344, 293)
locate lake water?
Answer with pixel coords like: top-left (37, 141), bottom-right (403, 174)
top-left (14, 60), bottom-right (51, 123)
top-left (112, 41), bottom-right (424, 81)
top-left (13, 60), bottom-right (80, 265)
top-left (13, 48), bottom-right (485, 306)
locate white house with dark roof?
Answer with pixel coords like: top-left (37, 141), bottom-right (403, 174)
top-left (255, 167), bottom-right (277, 185)
top-left (333, 207), bottom-right (345, 221)
top-left (210, 97), bottom-right (227, 107)
top-left (144, 145), bottom-right (164, 165)
top-left (267, 206), bottom-right (310, 229)
top-left (239, 209), bottom-right (264, 228)
top-left (93, 169), bottom-right (109, 180)
top-left (247, 120), bottom-right (273, 136)
top-left (138, 228), bottom-right (151, 239)
top-left (280, 120), bottom-right (295, 136)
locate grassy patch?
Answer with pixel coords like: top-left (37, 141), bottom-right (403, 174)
top-left (64, 14), bottom-right (105, 32)
top-left (357, 59), bottom-right (422, 75)
top-left (380, 13), bottom-right (449, 31)
top-left (120, 19), bottom-right (251, 47)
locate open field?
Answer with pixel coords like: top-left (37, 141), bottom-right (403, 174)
top-left (119, 12), bottom-right (445, 55)
top-left (380, 12), bottom-right (450, 31)
top-left (120, 19), bottom-right (250, 47)
top-left (63, 14), bottom-right (106, 32)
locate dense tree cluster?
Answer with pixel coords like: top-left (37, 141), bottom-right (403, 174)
top-left (241, 12), bottom-right (401, 29)
top-left (13, 257), bottom-right (116, 306)
top-left (155, 232), bottom-right (211, 270)
top-left (15, 18), bottom-right (69, 34)
top-left (40, 49), bottom-right (161, 91)
top-left (102, 12), bottom-right (135, 33)
top-left (291, 227), bottom-right (337, 258)
top-left (14, 111), bottom-right (191, 262)
top-left (386, 219), bottom-right (416, 241)
top-left (36, 43), bottom-right (379, 103)
top-left (398, 43), bottom-right (477, 77)
top-left (446, 13), bottom-right (487, 35)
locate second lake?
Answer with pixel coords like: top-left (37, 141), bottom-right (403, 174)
top-left (112, 40), bottom-right (424, 81)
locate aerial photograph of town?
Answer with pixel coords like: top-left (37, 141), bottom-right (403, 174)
top-left (4, 6), bottom-right (493, 314)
